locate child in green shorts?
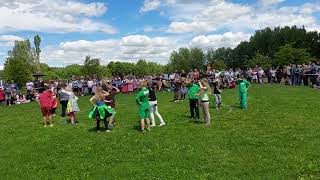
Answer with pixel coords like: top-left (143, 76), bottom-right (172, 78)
top-left (135, 81), bottom-right (151, 132)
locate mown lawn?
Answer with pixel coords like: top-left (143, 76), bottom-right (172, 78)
top-left (0, 85), bottom-right (319, 179)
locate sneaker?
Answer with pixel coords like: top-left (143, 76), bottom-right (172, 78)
top-left (159, 123), bottom-right (165, 127)
top-left (141, 130), bottom-right (145, 133)
top-left (150, 124), bottom-right (156, 127)
top-left (106, 130), bottom-right (111, 133)
top-left (43, 124), bottom-right (47, 128)
top-left (50, 124), bottom-right (54, 127)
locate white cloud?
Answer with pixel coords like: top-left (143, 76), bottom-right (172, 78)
top-left (167, 0), bottom-right (251, 33)
top-left (0, 35), bottom-right (24, 47)
top-left (260, 0), bottom-right (285, 6)
top-left (190, 32), bottom-right (251, 50)
top-left (0, 35), bottom-right (23, 42)
top-left (0, 0), bottom-right (116, 34)
top-left (41, 35), bottom-right (177, 66)
top-left (165, 0), bottom-right (320, 34)
top-left (144, 26), bottom-right (155, 32)
top-left (140, 0), bottom-right (161, 13)
top-left (0, 65), bottom-right (3, 70)
top-left (299, 3), bottom-right (320, 14)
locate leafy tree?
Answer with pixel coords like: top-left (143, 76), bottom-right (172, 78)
top-left (34, 34), bottom-right (41, 72)
top-left (3, 40), bottom-right (34, 87)
top-left (0, 70), bottom-right (3, 79)
top-left (274, 44), bottom-right (312, 65)
top-left (82, 56), bottom-right (101, 77)
top-left (211, 60), bottom-right (227, 70)
top-left (189, 48), bottom-right (205, 70)
top-left (206, 47), bottom-right (233, 67)
top-left (246, 53), bottom-right (271, 69)
top-left (61, 64), bottom-right (83, 78)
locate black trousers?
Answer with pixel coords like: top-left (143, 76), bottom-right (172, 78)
top-left (60, 100), bottom-right (68, 117)
top-left (26, 90), bottom-right (32, 100)
top-left (97, 119), bottom-right (109, 131)
top-left (88, 88), bottom-right (93, 95)
top-left (189, 99), bottom-right (200, 119)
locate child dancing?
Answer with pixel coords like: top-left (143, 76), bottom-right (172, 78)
top-left (213, 79), bottom-right (222, 110)
top-left (184, 79), bottom-right (200, 120)
top-left (135, 81), bottom-right (151, 132)
top-left (236, 74), bottom-right (251, 109)
top-left (38, 86), bottom-right (54, 127)
top-left (89, 87), bottom-right (115, 132)
top-left (196, 79), bottom-right (211, 126)
top-left (148, 81), bottom-right (165, 127)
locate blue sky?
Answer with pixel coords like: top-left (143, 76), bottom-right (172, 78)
top-left (0, 0), bottom-right (319, 69)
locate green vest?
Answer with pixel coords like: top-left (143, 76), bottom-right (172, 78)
top-left (135, 88), bottom-right (150, 107)
top-left (188, 84), bottom-right (200, 99)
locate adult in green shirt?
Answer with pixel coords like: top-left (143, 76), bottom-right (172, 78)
top-left (236, 74), bottom-right (251, 109)
top-left (135, 81), bottom-right (151, 132)
top-left (184, 79), bottom-right (200, 120)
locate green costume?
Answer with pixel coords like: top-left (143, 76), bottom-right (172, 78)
top-left (236, 79), bottom-right (251, 109)
top-left (89, 102), bottom-right (115, 120)
top-left (135, 87), bottom-right (150, 119)
top-left (187, 84), bottom-right (200, 100)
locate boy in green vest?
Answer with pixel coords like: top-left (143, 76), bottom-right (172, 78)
top-left (135, 81), bottom-right (151, 132)
top-left (236, 74), bottom-right (251, 109)
top-left (184, 79), bottom-right (200, 120)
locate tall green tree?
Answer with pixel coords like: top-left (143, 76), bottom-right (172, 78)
top-left (82, 56), bottom-right (101, 77)
top-left (274, 44), bottom-right (312, 65)
top-left (246, 53), bottom-right (271, 69)
top-left (3, 40), bottom-right (34, 86)
top-left (34, 35), bottom-right (41, 72)
top-left (189, 48), bottom-right (205, 70)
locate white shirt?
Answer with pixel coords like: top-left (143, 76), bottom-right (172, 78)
top-left (26, 82), bottom-right (34, 91)
top-left (87, 80), bottom-right (94, 88)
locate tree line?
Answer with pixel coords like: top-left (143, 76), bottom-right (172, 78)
top-left (169, 26), bottom-right (319, 71)
top-left (1, 26), bottom-right (319, 86)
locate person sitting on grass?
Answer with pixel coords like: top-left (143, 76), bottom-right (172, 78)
top-left (38, 86), bottom-right (54, 127)
top-left (135, 81), bottom-right (151, 132)
top-left (236, 74), bottom-right (251, 109)
top-left (15, 92), bottom-right (30, 104)
top-left (89, 87), bottom-right (115, 132)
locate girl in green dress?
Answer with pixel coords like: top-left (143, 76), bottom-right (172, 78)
top-left (89, 87), bottom-right (115, 132)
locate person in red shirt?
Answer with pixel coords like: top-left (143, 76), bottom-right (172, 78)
top-left (192, 69), bottom-right (200, 81)
top-left (38, 86), bottom-right (54, 127)
top-left (0, 87), bottom-right (5, 106)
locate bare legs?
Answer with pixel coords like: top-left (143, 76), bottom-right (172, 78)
top-left (141, 118), bottom-right (150, 132)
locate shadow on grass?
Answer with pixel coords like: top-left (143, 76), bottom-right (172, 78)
top-left (230, 105), bottom-right (242, 109)
top-left (88, 127), bottom-right (109, 132)
top-left (133, 125), bottom-right (142, 132)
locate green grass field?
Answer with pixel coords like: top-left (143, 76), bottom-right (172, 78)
top-left (0, 85), bottom-right (319, 179)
